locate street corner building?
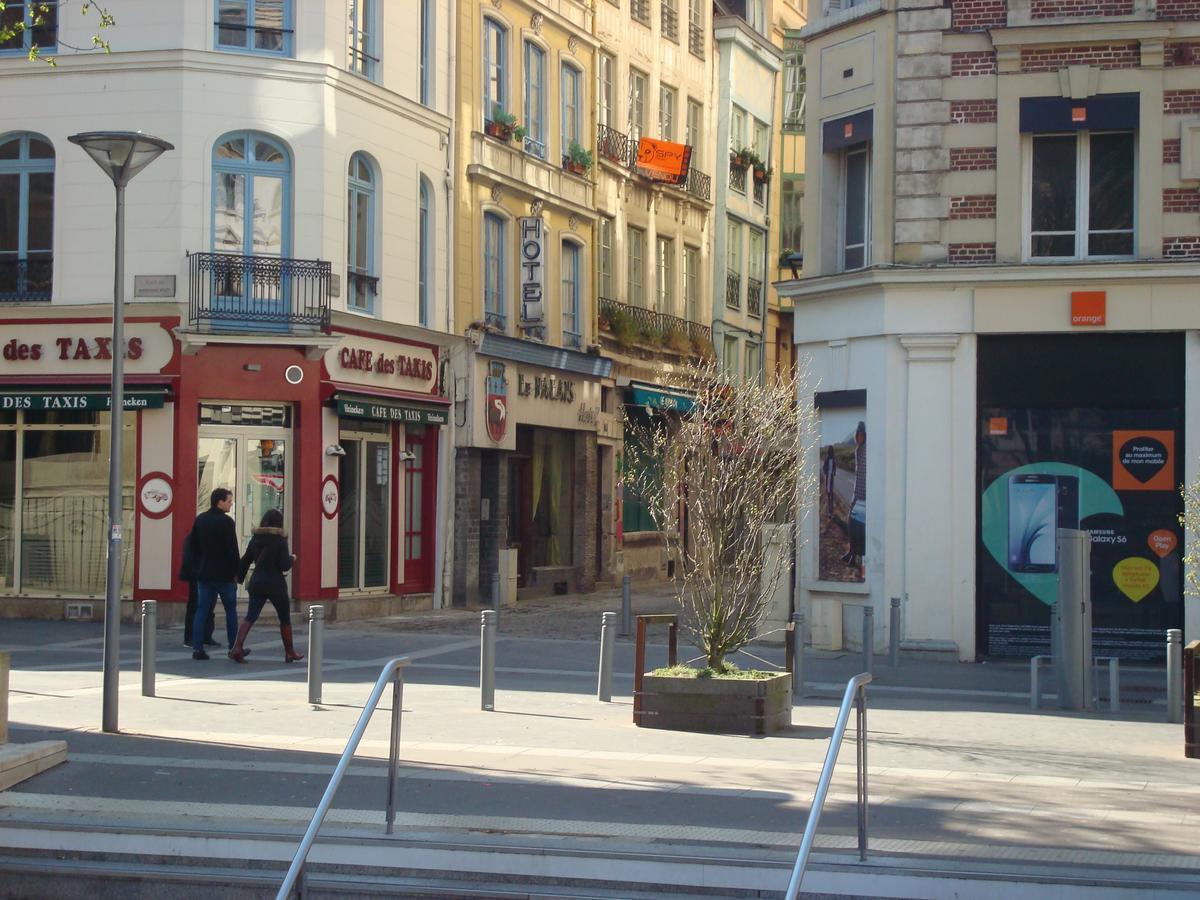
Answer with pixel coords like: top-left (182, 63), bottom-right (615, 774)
top-left (0, 1), bottom-right (456, 621)
top-left (779, 0), bottom-right (1200, 661)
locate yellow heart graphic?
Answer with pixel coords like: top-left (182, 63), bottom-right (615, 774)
top-left (1112, 557), bottom-right (1159, 603)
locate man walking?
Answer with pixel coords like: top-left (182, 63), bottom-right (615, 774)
top-left (190, 488), bottom-right (241, 661)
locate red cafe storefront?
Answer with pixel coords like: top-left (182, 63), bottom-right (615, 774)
top-left (0, 309), bottom-right (446, 620)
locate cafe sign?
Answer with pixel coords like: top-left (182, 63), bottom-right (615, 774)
top-left (335, 396), bottom-right (447, 425)
top-left (0, 391), bottom-right (166, 411)
top-left (326, 335), bottom-right (439, 395)
top-left (0, 322), bottom-right (173, 377)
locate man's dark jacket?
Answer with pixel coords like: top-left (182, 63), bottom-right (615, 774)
top-left (189, 507), bottom-right (240, 582)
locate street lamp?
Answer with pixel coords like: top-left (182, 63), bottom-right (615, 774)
top-left (68, 131), bottom-right (174, 734)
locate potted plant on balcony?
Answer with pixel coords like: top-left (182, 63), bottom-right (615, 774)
top-left (564, 140), bottom-right (594, 176)
top-left (665, 329), bottom-right (693, 356)
top-left (729, 147), bottom-right (754, 170)
top-left (753, 164), bottom-right (772, 184)
top-left (485, 106), bottom-right (528, 143)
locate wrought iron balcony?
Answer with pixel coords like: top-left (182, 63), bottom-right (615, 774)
top-left (598, 296), bottom-right (711, 353)
top-left (753, 178), bottom-right (767, 206)
top-left (729, 161), bottom-right (747, 193)
top-left (347, 271), bottom-right (379, 312)
top-left (563, 328), bottom-right (582, 350)
top-left (684, 165), bottom-right (711, 201)
top-left (0, 256), bottom-right (52, 302)
top-left (485, 309), bottom-right (507, 332)
top-left (747, 277), bottom-right (763, 318)
top-left (598, 123), bottom-right (631, 167)
top-left (688, 22), bottom-right (705, 58)
top-left (187, 251), bottom-right (331, 332)
top-left (725, 271), bottom-right (742, 309)
top-left (524, 136), bottom-right (547, 159)
top-left (662, 1), bottom-right (679, 40)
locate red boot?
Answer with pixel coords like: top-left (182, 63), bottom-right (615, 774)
top-left (228, 620), bottom-right (253, 663)
top-left (281, 624), bottom-right (304, 663)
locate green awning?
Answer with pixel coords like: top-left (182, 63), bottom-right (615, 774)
top-left (628, 385), bottom-right (695, 415)
top-left (0, 389), bottom-right (167, 412)
top-left (335, 395), bottom-right (448, 425)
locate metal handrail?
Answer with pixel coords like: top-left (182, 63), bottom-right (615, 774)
top-left (277, 656), bottom-right (410, 899)
top-left (783, 672), bottom-right (873, 900)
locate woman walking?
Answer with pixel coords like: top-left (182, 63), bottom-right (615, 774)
top-left (229, 508), bottom-right (304, 663)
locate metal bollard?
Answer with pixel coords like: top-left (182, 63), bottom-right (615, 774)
top-left (491, 570), bottom-right (501, 610)
top-left (862, 606), bottom-right (874, 676)
top-left (1167, 629), bottom-right (1183, 724)
top-left (889, 597), bottom-right (901, 668)
top-left (307, 605), bottom-right (325, 705)
top-left (140, 600), bottom-right (156, 698)
top-left (620, 574), bottom-right (632, 637)
top-left (791, 611), bottom-right (805, 698)
top-left (480, 610), bottom-right (497, 711)
top-left (598, 612), bottom-right (616, 702)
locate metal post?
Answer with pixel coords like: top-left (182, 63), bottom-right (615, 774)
top-left (889, 597), bottom-right (901, 668)
top-left (101, 182), bottom-right (127, 734)
top-left (480, 609), bottom-right (497, 711)
top-left (620, 574), bottom-right (632, 636)
top-left (385, 666), bottom-right (404, 835)
top-left (140, 600), bottom-right (156, 698)
top-left (598, 612), bottom-right (616, 702)
top-left (856, 685), bottom-right (869, 862)
top-left (791, 611), bottom-right (805, 699)
top-left (861, 606), bottom-right (874, 677)
top-left (307, 606), bottom-right (325, 705)
top-left (491, 570), bottom-right (501, 615)
top-left (1109, 658), bottom-right (1120, 714)
top-left (1167, 629), bottom-right (1183, 724)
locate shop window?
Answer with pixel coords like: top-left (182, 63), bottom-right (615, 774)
top-left (622, 416), bottom-right (659, 534)
top-left (347, 0), bottom-right (378, 80)
top-left (0, 410), bottom-right (134, 596)
top-left (0, 132), bottom-right (54, 301)
top-left (337, 428), bottom-right (390, 592)
top-left (347, 152), bottom-right (377, 314)
top-left (561, 241), bottom-right (581, 349)
top-left (841, 143), bottom-right (870, 270)
top-left (0, 1), bottom-right (56, 54)
top-left (482, 17), bottom-right (508, 127)
top-left (483, 211), bottom-right (507, 330)
top-left (1027, 131), bottom-right (1134, 260)
top-left (524, 428), bottom-right (574, 566)
top-left (215, 0), bottom-right (292, 56)
top-left (523, 41), bottom-right (546, 158)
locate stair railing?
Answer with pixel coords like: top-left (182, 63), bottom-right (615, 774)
top-left (277, 656), bottom-right (410, 899)
top-left (783, 671), bottom-right (873, 899)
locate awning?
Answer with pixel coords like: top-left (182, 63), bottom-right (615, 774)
top-left (0, 387), bottom-right (168, 412)
top-left (334, 393), bottom-right (448, 425)
top-left (626, 384), bottom-right (695, 415)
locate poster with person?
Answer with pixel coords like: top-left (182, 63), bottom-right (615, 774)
top-left (816, 391), bottom-right (866, 584)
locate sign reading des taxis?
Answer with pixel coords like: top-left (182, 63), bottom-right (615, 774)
top-left (326, 335), bottom-right (438, 395)
top-left (0, 322), bottom-right (174, 377)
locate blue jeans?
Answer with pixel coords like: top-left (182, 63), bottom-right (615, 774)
top-left (194, 581), bottom-right (238, 651)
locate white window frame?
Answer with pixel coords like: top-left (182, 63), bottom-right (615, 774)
top-left (659, 84), bottom-right (677, 141)
top-left (838, 143), bottom-right (870, 271)
top-left (347, 0), bottom-right (378, 81)
top-left (598, 53), bottom-right (615, 129)
top-left (626, 224), bottom-right (646, 307)
top-left (628, 68), bottom-right (647, 142)
top-left (524, 41), bottom-right (547, 158)
top-left (598, 216), bottom-right (614, 299)
top-left (656, 235), bottom-right (674, 314)
top-left (482, 17), bottom-right (508, 125)
top-left (561, 63), bottom-right (582, 159)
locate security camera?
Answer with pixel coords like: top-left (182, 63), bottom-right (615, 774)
top-left (325, 444), bottom-right (346, 457)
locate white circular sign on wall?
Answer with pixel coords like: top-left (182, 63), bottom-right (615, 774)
top-left (285, 364), bottom-right (304, 385)
top-left (321, 475), bottom-right (340, 519)
top-left (140, 476), bottom-right (173, 517)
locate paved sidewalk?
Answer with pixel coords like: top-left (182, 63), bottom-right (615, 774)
top-left (1, 606), bottom-right (1196, 879)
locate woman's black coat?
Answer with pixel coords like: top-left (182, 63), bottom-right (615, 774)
top-left (237, 527), bottom-right (293, 601)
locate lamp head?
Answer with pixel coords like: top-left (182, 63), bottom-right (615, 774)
top-left (68, 131), bottom-right (174, 187)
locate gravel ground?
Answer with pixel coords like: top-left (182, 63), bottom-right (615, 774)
top-left (344, 578), bottom-right (684, 641)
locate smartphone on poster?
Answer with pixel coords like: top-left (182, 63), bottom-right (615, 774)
top-left (1008, 473), bottom-right (1058, 573)
top-left (1056, 474), bottom-right (1079, 531)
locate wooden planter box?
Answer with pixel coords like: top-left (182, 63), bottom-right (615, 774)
top-left (638, 672), bottom-right (792, 735)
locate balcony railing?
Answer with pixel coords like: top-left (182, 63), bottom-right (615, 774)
top-left (524, 135), bottom-right (547, 159)
top-left (685, 165), bottom-right (711, 201)
top-left (598, 123), bottom-right (632, 166)
top-left (347, 271), bottom-right (379, 312)
top-left (563, 328), bottom-right (582, 349)
top-left (662, 1), bottom-right (679, 40)
top-left (631, 0), bottom-right (650, 25)
top-left (689, 22), bottom-right (705, 58)
top-left (725, 271), bottom-right (741, 309)
top-left (747, 277), bottom-right (763, 318)
top-left (598, 296), bottom-right (711, 352)
top-left (753, 178), bottom-right (767, 206)
top-left (730, 162), bottom-right (747, 193)
top-left (0, 256), bottom-right (52, 302)
top-left (188, 251), bottom-right (331, 332)
top-left (485, 309), bottom-right (507, 332)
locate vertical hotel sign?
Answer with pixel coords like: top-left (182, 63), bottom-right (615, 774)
top-left (519, 217), bottom-right (545, 327)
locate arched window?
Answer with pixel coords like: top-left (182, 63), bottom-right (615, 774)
top-left (347, 152), bottom-right (377, 312)
top-left (561, 241), bottom-right (581, 349)
top-left (483, 212), bottom-right (507, 331)
top-left (482, 18), bottom-right (508, 124)
top-left (0, 3), bottom-right (56, 55)
top-left (0, 133), bottom-right (54, 300)
top-left (211, 131), bottom-right (291, 259)
top-left (418, 177), bottom-right (431, 327)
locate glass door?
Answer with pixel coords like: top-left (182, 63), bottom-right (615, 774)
top-left (337, 425), bottom-right (391, 592)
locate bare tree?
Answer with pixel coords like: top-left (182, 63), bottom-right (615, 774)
top-left (1, 2), bottom-right (114, 64)
top-left (1182, 473), bottom-right (1200, 599)
top-left (623, 358), bottom-right (817, 669)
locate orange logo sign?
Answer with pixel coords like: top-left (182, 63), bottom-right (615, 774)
top-left (1071, 291), bottom-right (1106, 326)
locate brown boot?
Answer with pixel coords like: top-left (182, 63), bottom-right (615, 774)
top-left (228, 620), bottom-right (253, 663)
top-left (281, 624), bottom-right (304, 663)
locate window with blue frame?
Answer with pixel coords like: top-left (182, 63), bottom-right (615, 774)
top-left (347, 153), bottom-right (377, 313)
top-left (419, 177), bottom-right (431, 327)
top-left (483, 17), bottom-right (507, 125)
top-left (483, 212), bottom-right (507, 331)
top-left (347, 0), bottom-right (378, 80)
top-left (420, 0), bottom-right (434, 106)
top-left (0, 133), bottom-right (54, 301)
top-left (0, 1), bottom-right (56, 54)
top-left (215, 0), bottom-right (292, 56)
top-left (561, 241), bottom-right (581, 349)
top-left (560, 63), bottom-right (581, 163)
top-left (523, 41), bottom-right (546, 158)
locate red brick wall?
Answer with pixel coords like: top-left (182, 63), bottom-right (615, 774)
top-left (1163, 188), bottom-right (1200, 213)
top-left (950, 147), bottom-right (998, 171)
top-left (1031, 0), bottom-right (1132, 16)
top-left (949, 243), bottom-right (997, 263)
top-left (951, 0), bottom-right (1007, 31)
top-left (951, 51), bottom-right (998, 76)
top-left (1163, 237), bottom-right (1200, 257)
top-left (950, 100), bottom-right (998, 124)
top-left (1165, 42), bottom-right (1200, 67)
top-left (1020, 44), bottom-right (1138, 72)
top-left (950, 195), bottom-right (998, 219)
top-left (1158, 0), bottom-right (1200, 19)
top-left (1164, 90), bottom-right (1200, 115)
top-left (1164, 139), bottom-right (1181, 164)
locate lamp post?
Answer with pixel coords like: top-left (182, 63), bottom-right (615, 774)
top-left (68, 131), bottom-right (173, 734)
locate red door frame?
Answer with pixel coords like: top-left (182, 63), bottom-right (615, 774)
top-left (395, 424), bottom-right (439, 595)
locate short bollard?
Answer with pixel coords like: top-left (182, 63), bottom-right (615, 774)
top-left (889, 598), bottom-right (901, 668)
top-left (1167, 629), bottom-right (1183, 724)
top-left (480, 609), bottom-right (497, 711)
top-left (308, 605), bottom-right (325, 705)
top-left (140, 600), bottom-right (156, 698)
top-left (862, 606), bottom-right (874, 676)
top-left (620, 574), bottom-right (632, 637)
top-left (791, 611), bottom-right (805, 698)
top-left (598, 612), bottom-right (616, 702)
